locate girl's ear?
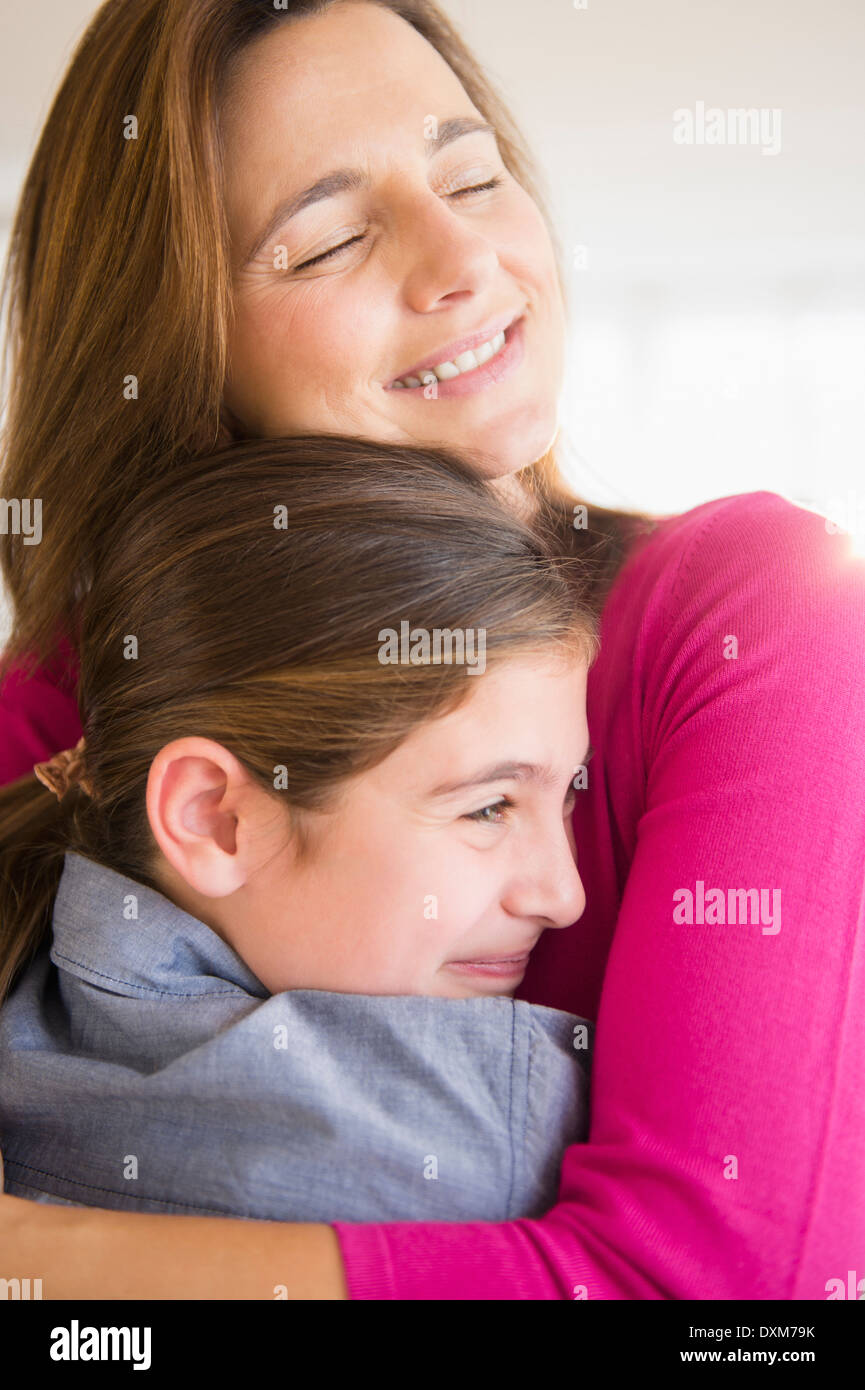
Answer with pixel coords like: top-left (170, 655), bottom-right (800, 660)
top-left (145, 737), bottom-right (256, 898)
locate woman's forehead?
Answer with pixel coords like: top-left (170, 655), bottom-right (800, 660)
top-left (219, 6), bottom-right (478, 238)
top-left (220, 3), bottom-right (464, 127)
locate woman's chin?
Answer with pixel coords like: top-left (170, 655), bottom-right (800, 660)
top-left (465, 416), bottom-right (560, 480)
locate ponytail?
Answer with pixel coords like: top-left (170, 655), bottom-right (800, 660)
top-left (0, 775), bottom-right (81, 1003)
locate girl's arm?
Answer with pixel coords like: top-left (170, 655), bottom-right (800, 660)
top-left (0, 632), bottom-right (82, 782)
top-left (2, 495), bottom-right (862, 1299)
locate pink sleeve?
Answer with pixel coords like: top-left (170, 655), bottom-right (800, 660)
top-left (332, 494), bottom-right (865, 1299)
top-left (0, 634), bottom-right (83, 785)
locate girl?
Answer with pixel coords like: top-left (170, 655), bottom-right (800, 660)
top-left (0, 435), bottom-right (600, 1224)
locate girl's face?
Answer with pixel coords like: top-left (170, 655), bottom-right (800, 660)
top-left (150, 653), bottom-right (590, 999)
top-left (219, 2), bottom-right (567, 479)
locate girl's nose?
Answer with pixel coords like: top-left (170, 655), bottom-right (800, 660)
top-left (504, 830), bottom-right (587, 929)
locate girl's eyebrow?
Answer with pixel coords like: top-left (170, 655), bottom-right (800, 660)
top-left (427, 745), bottom-right (594, 799)
top-left (241, 116), bottom-right (497, 266)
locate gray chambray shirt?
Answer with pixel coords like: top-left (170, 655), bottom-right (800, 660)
top-left (0, 851), bottom-right (593, 1223)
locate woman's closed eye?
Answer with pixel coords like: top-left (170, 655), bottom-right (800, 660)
top-left (293, 176), bottom-right (506, 272)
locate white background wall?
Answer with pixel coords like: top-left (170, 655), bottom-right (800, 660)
top-left (444, 0), bottom-right (865, 526)
top-left (1, 0), bottom-right (864, 639)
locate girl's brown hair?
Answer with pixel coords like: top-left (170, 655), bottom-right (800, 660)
top-left (0, 0), bottom-right (651, 671)
top-left (0, 433), bottom-right (602, 1005)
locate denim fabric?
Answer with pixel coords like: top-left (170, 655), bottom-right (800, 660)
top-left (0, 852), bottom-right (593, 1223)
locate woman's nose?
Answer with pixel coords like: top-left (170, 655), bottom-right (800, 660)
top-left (393, 187), bottom-right (500, 308)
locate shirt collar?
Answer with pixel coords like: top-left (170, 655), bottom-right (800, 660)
top-left (50, 851), bottom-right (269, 1000)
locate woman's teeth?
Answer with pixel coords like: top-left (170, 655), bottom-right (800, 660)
top-left (391, 329), bottom-right (507, 389)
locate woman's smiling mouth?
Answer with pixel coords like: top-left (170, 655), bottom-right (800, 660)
top-left (387, 313), bottom-right (526, 397)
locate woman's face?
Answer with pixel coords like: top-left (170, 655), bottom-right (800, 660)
top-left (149, 653), bottom-right (590, 999)
top-left (219, 2), bottom-right (567, 478)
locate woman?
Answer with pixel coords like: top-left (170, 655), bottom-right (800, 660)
top-left (1, 0), bottom-right (863, 1300)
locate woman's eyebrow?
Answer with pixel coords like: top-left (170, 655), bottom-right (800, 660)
top-left (241, 116), bottom-right (497, 266)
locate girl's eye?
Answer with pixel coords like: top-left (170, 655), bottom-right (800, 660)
top-left (463, 797), bottom-right (514, 826)
top-left (293, 176), bottom-right (504, 271)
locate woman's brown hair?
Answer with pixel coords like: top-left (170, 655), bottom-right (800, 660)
top-left (0, 0), bottom-right (652, 671)
top-left (0, 432), bottom-right (602, 1005)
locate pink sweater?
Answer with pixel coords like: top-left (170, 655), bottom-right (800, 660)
top-left (2, 490), bottom-right (863, 1299)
